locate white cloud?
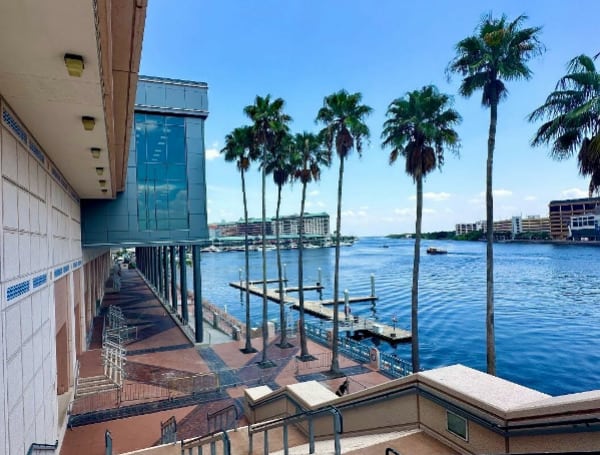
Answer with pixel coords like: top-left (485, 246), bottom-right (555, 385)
top-left (494, 189), bottom-right (513, 197)
top-left (357, 210), bottom-right (367, 217)
top-left (309, 190), bottom-right (320, 197)
top-left (562, 188), bottom-right (587, 198)
top-left (207, 199), bottom-right (213, 205)
top-left (205, 148), bottom-right (220, 160)
top-left (342, 210), bottom-right (355, 217)
top-left (305, 201), bottom-right (313, 208)
top-left (317, 201), bottom-right (326, 208)
top-left (409, 192), bottom-right (451, 201)
top-left (524, 195), bottom-right (537, 201)
top-left (360, 205), bottom-right (369, 210)
top-left (394, 208), bottom-right (411, 216)
top-left (423, 208), bottom-right (436, 214)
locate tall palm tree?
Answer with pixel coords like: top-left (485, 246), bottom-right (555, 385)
top-left (448, 13), bottom-right (544, 375)
top-left (264, 135), bottom-right (295, 348)
top-left (316, 90), bottom-right (372, 374)
top-left (220, 126), bottom-right (258, 354)
top-left (292, 132), bottom-right (331, 360)
top-left (381, 85), bottom-right (461, 373)
top-left (529, 54), bottom-right (600, 196)
top-left (244, 95), bottom-right (291, 366)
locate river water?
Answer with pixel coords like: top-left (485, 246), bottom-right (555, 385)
top-left (191, 237), bottom-right (600, 396)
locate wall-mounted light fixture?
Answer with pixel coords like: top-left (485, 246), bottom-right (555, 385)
top-left (64, 53), bottom-right (84, 77)
top-left (99, 179), bottom-right (107, 188)
top-left (82, 116), bottom-right (95, 131)
top-left (95, 167), bottom-right (104, 176)
top-left (101, 189), bottom-right (108, 194)
top-left (90, 147), bottom-right (101, 159)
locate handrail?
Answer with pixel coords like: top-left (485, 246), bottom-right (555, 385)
top-left (26, 440), bottom-right (58, 455)
top-left (180, 429), bottom-right (230, 452)
top-left (248, 405), bottom-right (343, 455)
top-left (207, 403), bottom-right (239, 433)
top-left (385, 448), bottom-right (401, 455)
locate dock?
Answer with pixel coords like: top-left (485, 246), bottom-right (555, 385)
top-left (229, 280), bottom-right (411, 343)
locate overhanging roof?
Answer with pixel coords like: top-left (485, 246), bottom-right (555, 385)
top-left (0, 0), bottom-right (146, 199)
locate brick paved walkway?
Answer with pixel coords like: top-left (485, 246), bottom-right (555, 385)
top-left (61, 268), bottom-right (391, 455)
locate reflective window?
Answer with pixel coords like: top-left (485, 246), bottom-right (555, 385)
top-left (135, 113), bottom-right (189, 231)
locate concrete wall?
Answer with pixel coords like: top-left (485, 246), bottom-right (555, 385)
top-left (0, 99), bottom-right (105, 453)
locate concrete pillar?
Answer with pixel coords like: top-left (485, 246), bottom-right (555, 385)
top-left (192, 244), bottom-right (203, 343)
top-left (179, 245), bottom-right (188, 323)
top-left (170, 245), bottom-right (177, 312)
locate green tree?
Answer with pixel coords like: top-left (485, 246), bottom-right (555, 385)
top-left (382, 85), bottom-right (460, 372)
top-left (448, 13), bottom-right (544, 375)
top-left (264, 135), bottom-right (295, 348)
top-left (292, 132), bottom-right (331, 359)
top-left (221, 126), bottom-right (258, 353)
top-left (529, 54), bottom-right (600, 196)
top-left (244, 95), bottom-right (291, 366)
top-left (316, 90), bottom-right (372, 374)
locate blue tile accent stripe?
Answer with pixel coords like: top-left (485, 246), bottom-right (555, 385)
top-left (2, 108), bottom-right (27, 143)
top-left (32, 274), bottom-right (47, 288)
top-left (72, 260), bottom-right (82, 269)
top-left (54, 267), bottom-right (63, 279)
top-left (7, 281), bottom-right (30, 302)
top-left (29, 141), bottom-right (45, 164)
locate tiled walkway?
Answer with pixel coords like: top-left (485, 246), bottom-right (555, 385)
top-left (60, 269), bottom-right (391, 455)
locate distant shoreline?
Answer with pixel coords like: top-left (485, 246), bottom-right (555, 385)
top-left (384, 235), bottom-right (600, 247)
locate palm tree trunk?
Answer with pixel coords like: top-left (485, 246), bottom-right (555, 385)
top-left (261, 147), bottom-right (269, 364)
top-left (298, 180), bottom-right (309, 357)
top-left (331, 157), bottom-right (345, 374)
top-left (411, 174), bottom-right (423, 373)
top-left (486, 99), bottom-right (498, 376)
top-left (241, 170), bottom-right (255, 353)
top-left (275, 184), bottom-right (289, 348)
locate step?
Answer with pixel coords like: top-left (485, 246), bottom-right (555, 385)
top-left (76, 383), bottom-right (119, 397)
top-left (268, 429), bottom-right (419, 455)
top-left (78, 375), bottom-right (110, 384)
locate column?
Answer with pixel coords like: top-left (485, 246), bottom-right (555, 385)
top-left (192, 244), bottom-right (203, 343)
top-left (179, 245), bottom-right (188, 323)
top-left (162, 246), bottom-right (169, 302)
top-left (170, 246), bottom-right (177, 312)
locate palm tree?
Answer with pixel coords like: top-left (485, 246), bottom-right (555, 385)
top-left (316, 90), bottom-right (372, 374)
top-left (220, 126), bottom-right (258, 354)
top-left (292, 132), bottom-right (331, 360)
top-left (448, 13), bottom-right (544, 375)
top-left (264, 135), bottom-right (295, 348)
top-left (529, 54), bottom-right (600, 196)
top-left (381, 85), bottom-right (461, 373)
top-left (244, 95), bottom-right (292, 366)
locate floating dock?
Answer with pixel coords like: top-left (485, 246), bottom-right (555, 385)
top-left (229, 280), bottom-right (411, 343)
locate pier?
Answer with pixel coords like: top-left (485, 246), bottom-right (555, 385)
top-left (229, 280), bottom-right (411, 343)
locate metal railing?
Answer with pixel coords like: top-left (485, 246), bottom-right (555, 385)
top-left (379, 351), bottom-right (412, 378)
top-left (160, 416), bottom-right (177, 445)
top-left (180, 430), bottom-right (230, 455)
top-left (248, 405), bottom-right (343, 455)
top-left (26, 441), bottom-right (58, 455)
top-left (207, 404), bottom-right (239, 434)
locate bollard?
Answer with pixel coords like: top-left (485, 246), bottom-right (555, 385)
top-left (370, 273), bottom-right (375, 297)
top-left (344, 289), bottom-right (350, 321)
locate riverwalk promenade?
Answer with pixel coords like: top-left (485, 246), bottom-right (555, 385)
top-left (61, 268), bottom-right (391, 455)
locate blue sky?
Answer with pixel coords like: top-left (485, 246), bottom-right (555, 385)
top-left (140, 1), bottom-right (598, 236)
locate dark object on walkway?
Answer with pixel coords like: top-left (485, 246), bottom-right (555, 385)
top-left (335, 377), bottom-right (349, 396)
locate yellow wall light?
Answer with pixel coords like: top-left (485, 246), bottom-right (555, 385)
top-left (91, 147), bottom-right (101, 159)
top-left (64, 54), bottom-right (84, 77)
top-left (95, 167), bottom-right (104, 176)
top-left (99, 179), bottom-right (107, 188)
top-left (82, 116), bottom-right (95, 131)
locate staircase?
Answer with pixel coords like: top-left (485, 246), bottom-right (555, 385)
top-left (75, 375), bottom-right (119, 397)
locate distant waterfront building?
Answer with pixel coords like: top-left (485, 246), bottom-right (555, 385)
top-left (213, 212), bottom-right (329, 239)
top-left (456, 215), bottom-right (549, 238)
top-left (548, 197), bottom-right (600, 240)
top-left (273, 212), bottom-right (330, 236)
top-left (455, 221), bottom-right (484, 235)
top-left (568, 211), bottom-right (600, 241)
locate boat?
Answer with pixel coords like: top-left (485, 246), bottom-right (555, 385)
top-left (426, 247), bottom-right (447, 255)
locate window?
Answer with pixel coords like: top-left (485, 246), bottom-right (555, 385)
top-left (447, 410), bottom-right (468, 441)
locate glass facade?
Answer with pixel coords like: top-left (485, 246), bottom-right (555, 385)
top-left (135, 113), bottom-right (189, 231)
top-left (81, 76), bottom-right (209, 247)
